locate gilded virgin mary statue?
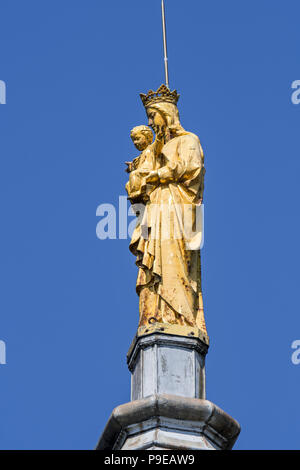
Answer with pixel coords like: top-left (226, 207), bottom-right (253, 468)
top-left (126, 85), bottom-right (208, 341)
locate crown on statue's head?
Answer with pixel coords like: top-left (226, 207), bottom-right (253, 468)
top-left (140, 84), bottom-right (180, 108)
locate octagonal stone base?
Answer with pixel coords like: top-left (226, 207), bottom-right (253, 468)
top-left (127, 331), bottom-right (208, 401)
top-left (96, 394), bottom-right (240, 450)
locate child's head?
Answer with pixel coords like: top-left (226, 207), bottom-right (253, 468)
top-left (130, 125), bottom-right (153, 151)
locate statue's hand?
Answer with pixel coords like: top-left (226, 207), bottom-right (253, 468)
top-left (146, 171), bottom-right (159, 184)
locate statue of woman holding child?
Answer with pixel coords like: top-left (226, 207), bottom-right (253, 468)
top-left (126, 85), bottom-right (207, 339)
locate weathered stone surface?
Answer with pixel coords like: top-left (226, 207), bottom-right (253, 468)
top-left (96, 394), bottom-right (241, 451)
top-left (127, 333), bottom-right (208, 401)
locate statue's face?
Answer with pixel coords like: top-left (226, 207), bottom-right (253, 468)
top-left (131, 132), bottom-right (148, 151)
top-left (146, 108), bottom-right (166, 135)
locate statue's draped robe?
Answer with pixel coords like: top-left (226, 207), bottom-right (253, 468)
top-left (128, 132), bottom-right (207, 333)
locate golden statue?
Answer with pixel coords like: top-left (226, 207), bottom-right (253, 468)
top-left (126, 85), bottom-right (208, 342)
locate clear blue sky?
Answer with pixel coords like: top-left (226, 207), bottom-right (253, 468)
top-left (0, 0), bottom-right (299, 450)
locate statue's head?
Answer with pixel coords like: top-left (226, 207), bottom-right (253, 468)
top-left (130, 125), bottom-right (153, 151)
top-left (140, 84), bottom-right (184, 138)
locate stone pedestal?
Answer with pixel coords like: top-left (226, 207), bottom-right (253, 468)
top-left (96, 394), bottom-right (240, 450)
top-left (96, 327), bottom-right (241, 450)
top-left (127, 332), bottom-right (208, 401)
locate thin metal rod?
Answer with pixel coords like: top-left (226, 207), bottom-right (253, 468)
top-left (161, 0), bottom-right (170, 88)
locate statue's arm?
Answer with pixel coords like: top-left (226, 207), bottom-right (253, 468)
top-left (146, 134), bottom-right (203, 186)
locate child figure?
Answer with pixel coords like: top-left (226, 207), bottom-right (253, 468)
top-left (125, 125), bottom-right (163, 203)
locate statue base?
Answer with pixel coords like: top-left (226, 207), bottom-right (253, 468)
top-left (136, 322), bottom-right (209, 345)
top-left (96, 331), bottom-right (240, 450)
top-left (127, 330), bottom-right (208, 401)
top-left (96, 394), bottom-right (240, 450)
